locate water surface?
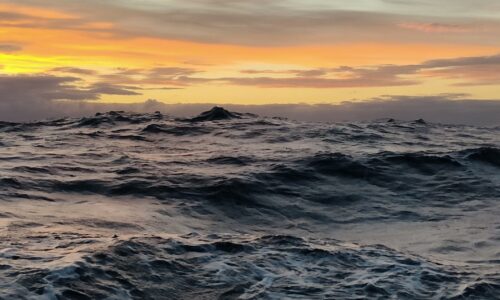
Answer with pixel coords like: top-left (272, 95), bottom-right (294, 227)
top-left (1, 109), bottom-right (499, 299)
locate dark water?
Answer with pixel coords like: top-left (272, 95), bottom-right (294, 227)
top-left (0, 108), bottom-right (499, 299)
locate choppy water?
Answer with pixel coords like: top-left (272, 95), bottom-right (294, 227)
top-left (0, 107), bottom-right (499, 299)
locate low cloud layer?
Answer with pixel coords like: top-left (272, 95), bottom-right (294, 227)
top-left (1, 95), bottom-right (499, 126)
top-left (165, 96), bottom-right (500, 126)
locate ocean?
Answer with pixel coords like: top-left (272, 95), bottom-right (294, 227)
top-left (0, 107), bottom-right (499, 299)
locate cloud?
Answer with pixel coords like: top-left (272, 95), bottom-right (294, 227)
top-left (86, 82), bottom-right (141, 96)
top-left (0, 73), bottom-right (143, 121)
top-left (215, 53), bottom-right (500, 88)
top-left (423, 53), bottom-right (500, 67)
top-left (382, 0), bottom-right (500, 17)
top-left (2, 0), bottom-right (500, 46)
top-left (96, 65), bottom-right (419, 89)
top-left (51, 67), bottom-right (99, 76)
top-left (0, 74), bottom-right (143, 102)
top-left (98, 67), bottom-right (199, 86)
top-left (0, 74), bottom-right (94, 102)
top-left (421, 53), bottom-right (500, 86)
top-left (399, 22), bottom-right (475, 33)
top-left (92, 64), bottom-right (417, 89)
top-left (0, 43), bottom-right (22, 53)
top-left (221, 65), bottom-right (419, 88)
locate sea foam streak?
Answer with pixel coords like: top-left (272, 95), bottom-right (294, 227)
top-left (0, 108), bottom-right (499, 299)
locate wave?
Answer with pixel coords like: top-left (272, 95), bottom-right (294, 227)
top-left (462, 147), bottom-right (500, 167)
top-left (206, 155), bottom-right (254, 166)
top-left (188, 106), bottom-right (242, 122)
top-left (2, 234), bottom-right (498, 299)
top-left (76, 111), bottom-right (164, 127)
top-left (142, 124), bottom-right (212, 136)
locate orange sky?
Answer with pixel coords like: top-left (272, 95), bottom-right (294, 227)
top-left (1, 0), bottom-right (500, 104)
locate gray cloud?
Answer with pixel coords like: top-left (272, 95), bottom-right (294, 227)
top-left (86, 82), bottom-right (141, 96)
top-left (398, 22), bottom-right (477, 33)
top-left (98, 67), bottom-right (199, 86)
top-left (0, 75), bottom-right (94, 102)
top-left (0, 74), bottom-right (143, 103)
top-left (420, 53), bottom-right (500, 86)
top-left (51, 67), bottom-right (99, 76)
top-left (423, 53), bottom-right (500, 67)
top-left (0, 74), bottom-right (144, 121)
top-left (0, 43), bottom-right (22, 53)
top-left (1, 93), bottom-right (499, 126)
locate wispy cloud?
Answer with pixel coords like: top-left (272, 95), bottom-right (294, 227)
top-left (98, 67), bottom-right (199, 86)
top-left (36, 53), bottom-right (500, 91)
top-left (51, 67), bottom-right (99, 76)
top-left (0, 42), bottom-right (22, 53)
top-left (398, 22), bottom-right (476, 33)
top-left (221, 53), bottom-right (500, 88)
top-left (421, 54), bottom-right (500, 86)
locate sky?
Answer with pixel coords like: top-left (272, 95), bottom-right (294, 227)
top-left (1, 0), bottom-right (500, 122)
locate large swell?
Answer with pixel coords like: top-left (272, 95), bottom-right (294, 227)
top-left (0, 108), bottom-right (499, 299)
